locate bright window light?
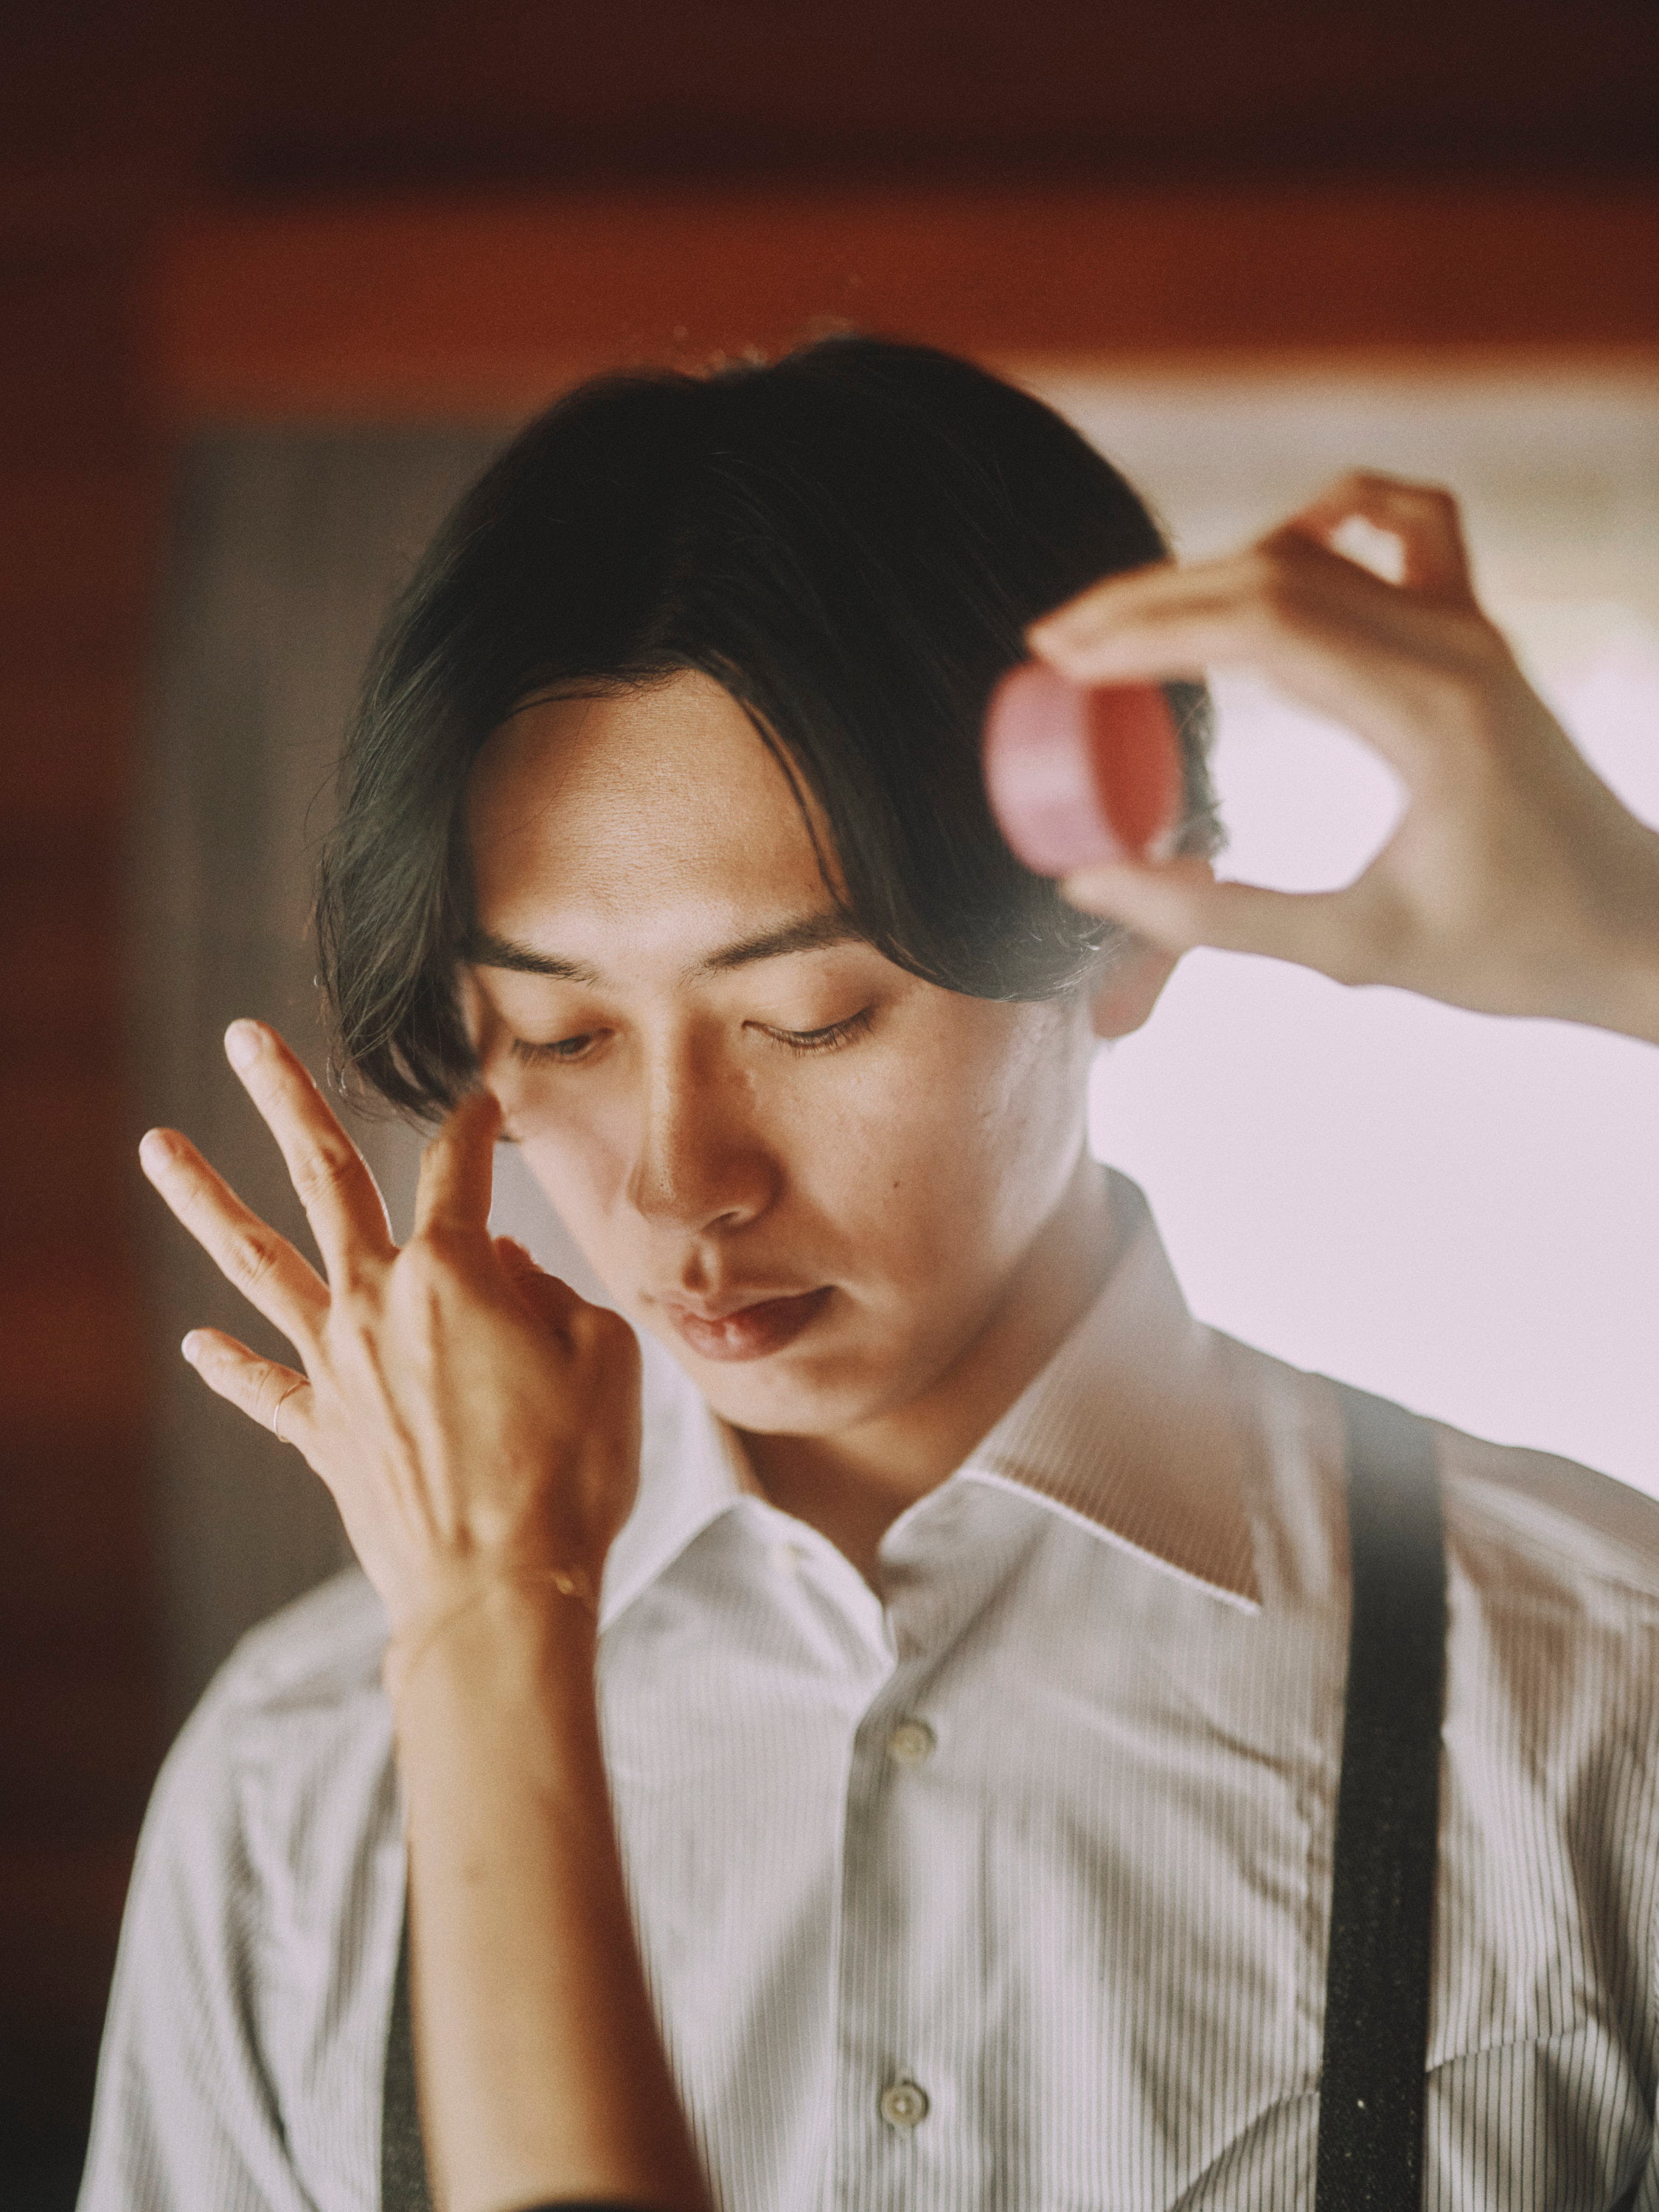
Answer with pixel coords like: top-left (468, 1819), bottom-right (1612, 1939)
top-left (1042, 369), bottom-right (1659, 1495)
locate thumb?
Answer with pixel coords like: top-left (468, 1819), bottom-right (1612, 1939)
top-left (493, 1234), bottom-right (538, 1279)
top-left (1060, 855), bottom-right (1222, 955)
top-left (1062, 858), bottom-right (1365, 981)
top-left (493, 1235), bottom-right (582, 1334)
top-left (414, 1090), bottom-right (501, 1241)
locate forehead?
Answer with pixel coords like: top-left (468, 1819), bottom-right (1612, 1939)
top-left (467, 670), bottom-right (830, 944)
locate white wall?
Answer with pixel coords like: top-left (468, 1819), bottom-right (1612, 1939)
top-left (1028, 368), bottom-right (1659, 1492)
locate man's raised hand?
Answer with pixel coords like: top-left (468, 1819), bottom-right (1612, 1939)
top-left (139, 1021), bottom-right (641, 1641)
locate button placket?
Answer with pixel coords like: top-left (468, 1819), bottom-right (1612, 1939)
top-left (830, 1497), bottom-right (1007, 2206)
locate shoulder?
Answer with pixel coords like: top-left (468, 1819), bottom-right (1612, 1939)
top-left (137, 1567), bottom-right (396, 1903)
top-left (1434, 1420), bottom-right (1659, 1739)
top-left (1435, 1418), bottom-right (1659, 1633)
top-left (91, 1572), bottom-right (405, 2205)
top-left (200, 1564), bottom-right (390, 1719)
top-left (1225, 1329), bottom-right (1659, 1638)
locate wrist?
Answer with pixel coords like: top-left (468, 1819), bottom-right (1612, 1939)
top-left (383, 1564), bottom-right (599, 1713)
top-left (388, 1572), bottom-right (611, 1872)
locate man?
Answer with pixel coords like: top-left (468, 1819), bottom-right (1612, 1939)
top-left (83, 339), bottom-right (1659, 2211)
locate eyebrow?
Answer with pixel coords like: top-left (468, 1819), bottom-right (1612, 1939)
top-left (465, 907), bottom-right (863, 984)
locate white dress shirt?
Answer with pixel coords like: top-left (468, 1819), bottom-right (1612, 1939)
top-left (80, 1178), bottom-right (1659, 2211)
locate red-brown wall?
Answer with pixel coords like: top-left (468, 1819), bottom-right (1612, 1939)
top-left (0, 187), bottom-right (165, 2174)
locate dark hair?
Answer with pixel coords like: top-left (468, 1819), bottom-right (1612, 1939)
top-left (317, 335), bottom-right (1220, 1116)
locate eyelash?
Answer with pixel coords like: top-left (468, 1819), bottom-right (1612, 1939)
top-left (510, 1033), bottom-right (600, 1066)
top-left (509, 1006), bottom-right (876, 1068)
top-left (770, 1006), bottom-right (876, 1057)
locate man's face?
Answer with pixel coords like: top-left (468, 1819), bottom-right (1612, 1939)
top-left (465, 669), bottom-right (1096, 1439)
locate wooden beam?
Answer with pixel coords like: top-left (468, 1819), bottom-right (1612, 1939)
top-left (152, 184), bottom-right (1659, 422)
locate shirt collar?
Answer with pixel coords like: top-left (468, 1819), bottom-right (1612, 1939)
top-left (599, 1333), bottom-right (762, 1628)
top-left (599, 1172), bottom-right (1259, 1629)
top-left (961, 1174), bottom-right (1259, 1610)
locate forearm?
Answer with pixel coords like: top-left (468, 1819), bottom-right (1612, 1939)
top-left (391, 1587), bottom-right (708, 2212)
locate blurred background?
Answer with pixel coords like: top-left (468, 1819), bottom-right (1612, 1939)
top-left (4, 3), bottom-right (1659, 2202)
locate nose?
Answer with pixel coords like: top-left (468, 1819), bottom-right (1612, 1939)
top-left (626, 1047), bottom-right (776, 1236)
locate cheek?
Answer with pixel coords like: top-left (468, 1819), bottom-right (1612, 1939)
top-left (793, 1018), bottom-right (1081, 1267)
top-left (513, 1123), bottom-right (622, 1225)
top-left (927, 1007), bottom-right (1091, 1231)
top-left (486, 1065), bottom-right (636, 1230)
top-left (508, 1116), bottom-right (653, 1310)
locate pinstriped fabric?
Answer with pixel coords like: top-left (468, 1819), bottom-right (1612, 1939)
top-left (81, 1183), bottom-right (1659, 2212)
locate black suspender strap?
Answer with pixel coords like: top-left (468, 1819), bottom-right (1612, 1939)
top-left (1315, 1382), bottom-right (1447, 2212)
top-left (380, 1911), bottom-right (434, 2212)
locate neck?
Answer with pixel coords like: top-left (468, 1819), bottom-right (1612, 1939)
top-left (740, 1152), bottom-right (1119, 1583)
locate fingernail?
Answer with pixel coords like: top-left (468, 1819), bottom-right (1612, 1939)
top-left (139, 1128), bottom-right (173, 1173)
top-left (181, 1331), bottom-right (204, 1365)
top-left (225, 1020), bottom-right (262, 1070)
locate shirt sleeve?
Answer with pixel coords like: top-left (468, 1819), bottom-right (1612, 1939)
top-left (77, 1679), bottom-right (324, 2212)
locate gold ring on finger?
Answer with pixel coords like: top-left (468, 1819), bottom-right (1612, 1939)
top-left (271, 1380), bottom-right (305, 1447)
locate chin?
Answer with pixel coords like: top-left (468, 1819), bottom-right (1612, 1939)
top-left (655, 1326), bottom-right (905, 1438)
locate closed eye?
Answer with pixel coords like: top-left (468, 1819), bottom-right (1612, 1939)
top-left (509, 1030), bottom-right (606, 1066)
top-left (761, 1006), bottom-right (876, 1057)
top-left (507, 1006), bottom-right (876, 1068)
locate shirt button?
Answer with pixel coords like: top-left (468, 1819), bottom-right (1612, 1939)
top-left (879, 2079), bottom-right (930, 2131)
top-left (886, 1718), bottom-right (936, 1768)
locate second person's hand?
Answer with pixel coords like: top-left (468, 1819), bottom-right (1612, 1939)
top-left (1029, 472), bottom-right (1659, 1046)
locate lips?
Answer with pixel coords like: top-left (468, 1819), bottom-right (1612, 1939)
top-left (658, 1285), bottom-right (832, 1363)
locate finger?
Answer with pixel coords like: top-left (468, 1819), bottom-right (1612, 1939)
top-left (1026, 564), bottom-right (1346, 707)
top-left (413, 1091), bottom-right (503, 1242)
top-left (1287, 471), bottom-right (1474, 604)
top-left (1060, 856), bottom-right (1222, 953)
top-left (1030, 536), bottom-right (1402, 675)
top-left (140, 1127), bottom-right (329, 1343)
top-left (1029, 484), bottom-right (1472, 685)
top-left (1022, 552), bottom-right (1458, 787)
top-left (1061, 858), bottom-right (1371, 981)
top-left (181, 1328), bottom-right (318, 1453)
top-left (224, 1021), bottom-right (395, 1282)
top-left (1027, 542), bottom-right (1387, 684)
top-left (493, 1234), bottom-right (553, 1293)
top-left (1028, 550), bottom-right (1245, 665)
top-left (493, 1236), bottom-right (584, 1335)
